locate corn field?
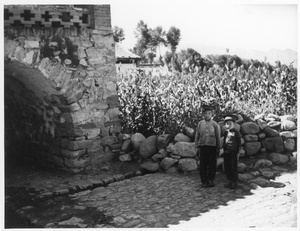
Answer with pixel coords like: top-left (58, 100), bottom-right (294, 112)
top-left (117, 65), bottom-right (297, 137)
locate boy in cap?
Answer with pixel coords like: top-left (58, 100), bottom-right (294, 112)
top-left (222, 114), bottom-right (241, 189)
top-left (195, 105), bottom-right (221, 188)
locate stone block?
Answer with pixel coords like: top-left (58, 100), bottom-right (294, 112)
top-left (174, 133), bottom-right (191, 142)
top-left (244, 142), bottom-right (261, 156)
top-left (81, 40), bottom-right (93, 48)
top-left (24, 40), bottom-right (39, 49)
top-left (131, 133), bottom-right (146, 151)
top-left (254, 159), bottom-right (273, 169)
top-left (160, 157), bottom-right (178, 171)
top-left (79, 58), bottom-right (88, 67)
top-left (100, 135), bottom-right (117, 147)
top-left (24, 50), bottom-right (35, 65)
top-left (119, 153), bottom-right (132, 162)
top-left (256, 119), bottom-right (268, 130)
top-left (262, 137), bottom-right (284, 153)
top-left (244, 134), bottom-right (258, 142)
top-left (68, 138), bottom-right (102, 151)
top-left (140, 160), bottom-right (159, 172)
top-left (88, 57), bottom-right (107, 66)
top-left (237, 163), bottom-right (247, 173)
top-left (69, 109), bottom-right (94, 124)
top-left (106, 81), bottom-right (117, 92)
top-left (101, 127), bottom-right (110, 137)
top-left (241, 122), bottom-right (260, 134)
top-left (105, 95), bottom-right (120, 107)
top-left (236, 114), bottom-right (244, 123)
top-left (249, 177), bottom-right (269, 187)
top-left (157, 134), bottom-right (172, 150)
top-left (4, 38), bottom-right (18, 57)
top-left (61, 149), bottom-right (86, 159)
top-left (166, 143), bottom-right (174, 153)
top-left (284, 139), bottom-right (295, 152)
top-left (280, 131), bottom-right (296, 140)
top-left (238, 173), bottom-right (254, 182)
top-left (267, 121), bottom-right (281, 129)
top-left (268, 153), bottom-right (289, 165)
top-left (86, 128), bottom-right (101, 139)
top-left (139, 135), bottom-right (158, 159)
top-left (77, 47), bottom-right (87, 59)
top-left (280, 115), bottom-right (296, 122)
top-left (281, 120), bottom-right (297, 131)
top-left (178, 158), bottom-right (198, 172)
top-left (68, 139), bottom-right (92, 151)
top-left (152, 149), bottom-right (168, 162)
top-left (14, 46), bottom-right (26, 62)
top-left (83, 77), bottom-right (94, 88)
top-left (106, 108), bottom-right (120, 120)
top-left (85, 47), bottom-right (100, 58)
top-left (258, 133), bottom-right (266, 140)
top-left (73, 136), bottom-right (84, 141)
top-left (264, 127), bottom-right (279, 137)
top-left (121, 139), bottom-right (133, 153)
top-left (172, 142), bottom-right (197, 157)
top-left (109, 142), bottom-right (122, 150)
top-left (170, 154), bottom-right (181, 159)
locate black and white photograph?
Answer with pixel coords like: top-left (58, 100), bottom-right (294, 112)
top-left (2, 0), bottom-right (298, 229)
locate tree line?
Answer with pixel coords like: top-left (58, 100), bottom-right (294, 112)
top-left (113, 22), bottom-right (296, 74)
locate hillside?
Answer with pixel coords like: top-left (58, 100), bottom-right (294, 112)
top-left (180, 43), bottom-right (297, 67)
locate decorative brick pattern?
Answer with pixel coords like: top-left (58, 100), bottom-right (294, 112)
top-left (4, 5), bottom-right (93, 28)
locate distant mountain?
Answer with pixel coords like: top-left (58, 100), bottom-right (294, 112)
top-left (179, 43), bottom-right (297, 67)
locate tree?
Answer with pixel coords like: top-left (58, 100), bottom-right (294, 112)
top-left (113, 26), bottom-right (125, 42)
top-left (166, 26), bottom-right (181, 53)
top-left (149, 26), bottom-right (167, 57)
top-left (132, 20), bottom-right (152, 62)
top-left (164, 51), bottom-right (182, 72)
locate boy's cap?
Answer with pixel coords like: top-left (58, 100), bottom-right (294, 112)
top-left (202, 105), bottom-right (214, 112)
top-left (223, 114), bottom-right (238, 122)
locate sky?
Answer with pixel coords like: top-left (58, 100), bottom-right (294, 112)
top-left (108, 0), bottom-right (298, 53)
top-left (2, 0), bottom-right (298, 53)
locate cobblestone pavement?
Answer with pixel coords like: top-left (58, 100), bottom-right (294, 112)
top-left (5, 168), bottom-right (297, 228)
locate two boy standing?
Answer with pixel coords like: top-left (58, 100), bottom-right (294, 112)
top-left (194, 105), bottom-right (241, 189)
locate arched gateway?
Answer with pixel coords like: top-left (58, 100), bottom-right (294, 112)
top-left (4, 5), bottom-right (121, 173)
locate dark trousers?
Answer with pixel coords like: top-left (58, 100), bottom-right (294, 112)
top-left (224, 151), bottom-right (238, 183)
top-left (198, 146), bottom-right (217, 183)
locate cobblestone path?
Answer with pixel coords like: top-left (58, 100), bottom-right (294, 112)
top-left (5, 170), bottom-right (297, 228)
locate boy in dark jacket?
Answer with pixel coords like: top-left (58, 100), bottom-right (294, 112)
top-left (222, 114), bottom-right (241, 189)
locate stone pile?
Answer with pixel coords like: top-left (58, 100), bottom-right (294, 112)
top-left (117, 113), bottom-right (297, 176)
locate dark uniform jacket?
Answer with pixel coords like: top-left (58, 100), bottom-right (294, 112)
top-left (223, 128), bottom-right (241, 153)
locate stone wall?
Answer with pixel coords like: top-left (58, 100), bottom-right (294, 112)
top-left (4, 5), bottom-right (121, 173)
top-left (116, 113), bottom-right (297, 173)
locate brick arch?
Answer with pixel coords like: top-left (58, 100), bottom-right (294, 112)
top-left (4, 5), bottom-right (122, 173)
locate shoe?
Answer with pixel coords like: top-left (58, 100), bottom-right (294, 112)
top-left (224, 181), bottom-right (232, 188)
top-left (229, 182), bottom-right (237, 189)
top-left (201, 182), bottom-right (209, 188)
top-left (207, 181), bottom-right (215, 187)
